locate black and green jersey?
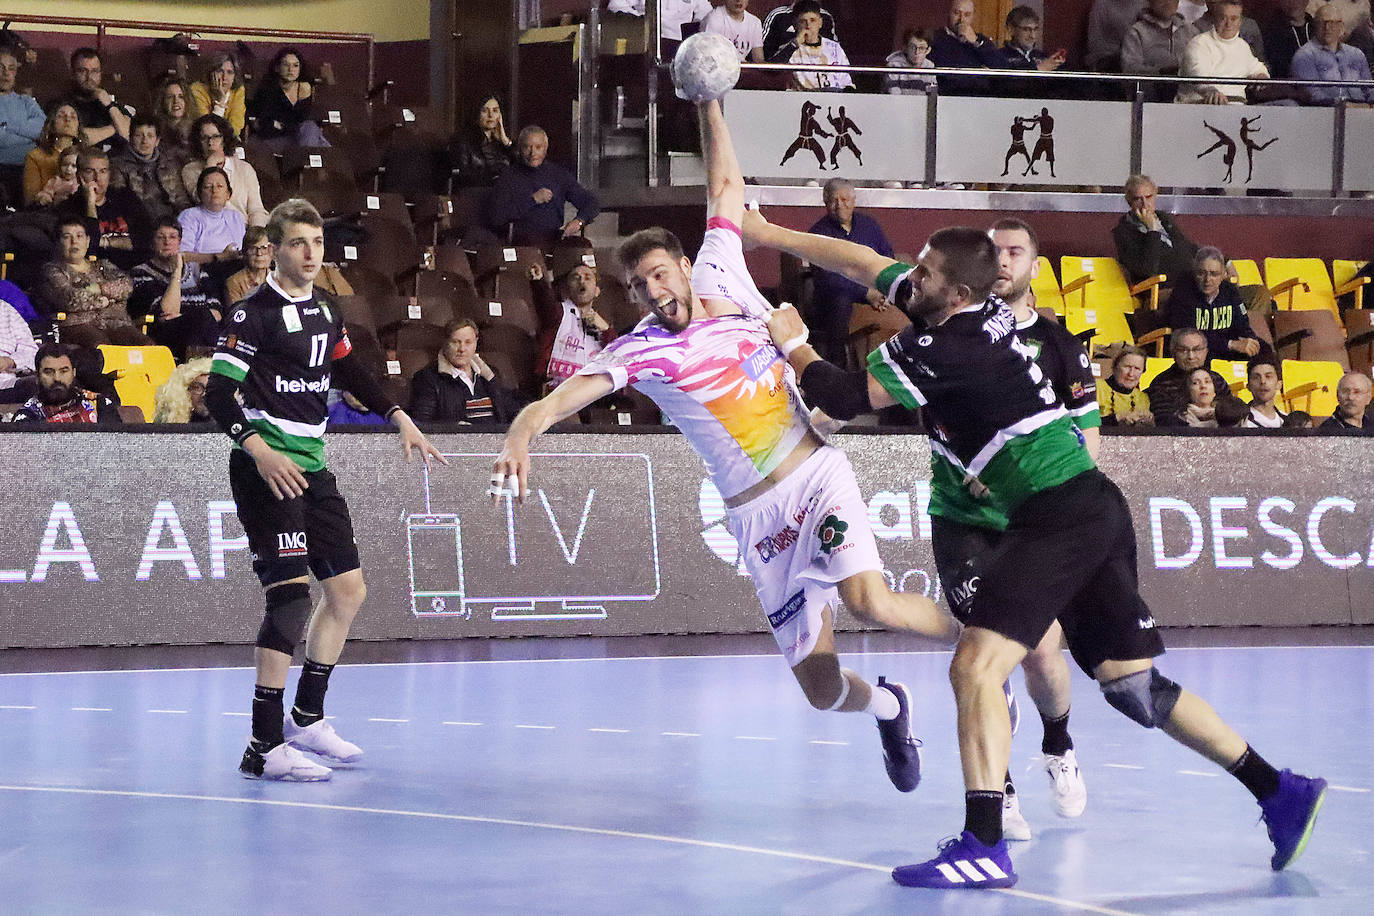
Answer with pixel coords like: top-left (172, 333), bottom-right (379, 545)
top-left (868, 261), bottom-right (1096, 526)
top-left (209, 276), bottom-right (351, 472)
top-left (932, 310), bottom-right (1102, 531)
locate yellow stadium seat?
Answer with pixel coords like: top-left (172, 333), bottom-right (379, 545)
top-left (1332, 259), bottom-right (1369, 312)
top-left (1280, 359), bottom-right (1344, 418)
top-left (1263, 258), bottom-right (1357, 319)
top-left (98, 345), bottom-right (176, 423)
top-left (1059, 256), bottom-right (1167, 352)
top-left (1210, 359), bottom-right (1252, 402)
top-left (1229, 258), bottom-right (1264, 288)
top-left (1140, 356), bottom-right (1174, 390)
top-left (1030, 256), bottom-right (1065, 316)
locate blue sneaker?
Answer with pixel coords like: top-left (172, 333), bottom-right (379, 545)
top-left (1260, 769), bottom-right (1327, 871)
top-left (1003, 679), bottom-right (1020, 736)
top-left (876, 677), bottom-right (922, 792)
top-left (892, 831), bottom-right (1018, 889)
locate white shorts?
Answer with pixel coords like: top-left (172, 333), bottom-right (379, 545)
top-left (726, 445), bottom-right (883, 667)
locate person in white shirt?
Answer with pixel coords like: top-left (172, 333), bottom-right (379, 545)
top-left (607, 0), bottom-right (713, 42)
top-left (0, 296), bottom-right (37, 396)
top-left (769, 0), bottom-right (854, 91)
top-left (701, 0), bottom-right (766, 62)
top-left (1241, 354), bottom-right (1289, 428)
top-left (1178, 0), bottom-right (1271, 103)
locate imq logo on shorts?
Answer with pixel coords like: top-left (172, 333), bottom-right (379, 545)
top-left (767, 590), bottom-right (805, 630)
top-left (276, 531), bottom-right (308, 557)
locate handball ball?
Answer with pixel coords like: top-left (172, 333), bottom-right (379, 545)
top-left (672, 32), bottom-right (741, 103)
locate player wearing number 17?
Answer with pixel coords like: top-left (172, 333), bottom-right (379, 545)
top-left (205, 198), bottom-right (446, 782)
top-left (491, 99), bottom-right (961, 795)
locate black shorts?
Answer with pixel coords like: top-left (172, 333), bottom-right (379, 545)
top-left (228, 449), bottom-right (361, 587)
top-left (963, 469), bottom-right (1166, 675)
top-left (931, 514), bottom-right (1001, 625)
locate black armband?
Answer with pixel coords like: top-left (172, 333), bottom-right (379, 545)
top-left (204, 371), bottom-right (257, 445)
top-left (800, 360), bottom-right (872, 421)
top-left (332, 350), bottom-right (400, 419)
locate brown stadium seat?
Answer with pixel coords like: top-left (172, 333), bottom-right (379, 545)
top-left (336, 294), bottom-right (375, 334)
top-left (356, 216), bottom-right (422, 284)
top-left (1272, 310), bottom-right (1351, 370)
top-left (338, 264), bottom-right (397, 300)
top-left (477, 295), bottom-right (540, 340)
top-left (1345, 309), bottom-right (1374, 377)
top-left (477, 323), bottom-right (539, 395)
top-left (414, 270), bottom-right (481, 322)
top-left (592, 277), bottom-right (643, 335)
top-left (471, 245), bottom-right (546, 301)
top-left (392, 321), bottom-right (447, 354)
top-left (433, 243), bottom-right (475, 284)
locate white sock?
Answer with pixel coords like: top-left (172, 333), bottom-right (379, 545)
top-left (862, 677), bottom-right (900, 720)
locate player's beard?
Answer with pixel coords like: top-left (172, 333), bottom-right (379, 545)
top-left (38, 382), bottom-right (73, 405)
top-left (649, 274), bottom-right (694, 332)
top-left (994, 273), bottom-right (1031, 306)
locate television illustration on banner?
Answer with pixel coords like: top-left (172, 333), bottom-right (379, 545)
top-left (406, 453), bottom-right (661, 620)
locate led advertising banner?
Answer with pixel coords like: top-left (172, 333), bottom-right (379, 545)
top-left (0, 431), bottom-right (1369, 648)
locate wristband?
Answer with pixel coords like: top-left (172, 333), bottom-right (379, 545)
top-left (778, 326), bottom-right (810, 357)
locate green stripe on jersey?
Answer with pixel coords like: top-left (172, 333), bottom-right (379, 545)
top-left (973, 415), bottom-right (1095, 514)
top-left (867, 344), bottom-right (925, 408)
top-left (875, 261), bottom-right (913, 302)
top-left (241, 418), bottom-right (326, 472)
top-left (929, 458), bottom-right (1011, 531)
top-left (210, 355), bottom-right (248, 382)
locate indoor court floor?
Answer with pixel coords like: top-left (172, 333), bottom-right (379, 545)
top-left (1, 628), bottom-right (1370, 915)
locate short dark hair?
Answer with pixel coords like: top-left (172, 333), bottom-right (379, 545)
top-left (927, 226), bottom-right (1000, 303)
top-left (76, 147), bottom-right (109, 171)
top-left (266, 197), bottom-right (324, 245)
top-left (266, 47), bottom-right (311, 82)
top-left (35, 341), bottom-right (72, 367)
top-left (153, 215), bottom-right (183, 237)
top-left (900, 27), bottom-right (930, 46)
top-left (196, 165), bottom-right (232, 198)
top-left (55, 215), bottom-right (89, 237)
top-left (1172, 327), bottom-right (1206, 350)
top-left (1007, 5), bottom-right (1041, 28)
top-left (792, 0), bottom-right (823, 18)
top-left (70, 47), bottom-right (99, 70)
top-left (130, 114), bottom-right (161, 135)
top-left (191, 112), bottom-right (236, 147)
top-left (443, 318), bottom-right (478, 338)
top-left (1247, 352), bottom-right (1281, 381)
top-left (990, 217), bottom-right (1039, 257)
top-left (617, 227), bottom-right (686, 275)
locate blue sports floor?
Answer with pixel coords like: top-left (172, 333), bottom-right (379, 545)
top-left (1, 632), bottom-right (1370, 915)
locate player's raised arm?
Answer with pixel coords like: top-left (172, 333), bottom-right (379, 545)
top-left (742, 206), bottom-right (898, 291)
top-left (700, 99), bottom-right (745, 230)
top-left (491, 372), bottom-right (615, 504)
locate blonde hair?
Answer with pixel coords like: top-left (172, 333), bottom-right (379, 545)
top-left (153, 357), bottom-right (212, 422)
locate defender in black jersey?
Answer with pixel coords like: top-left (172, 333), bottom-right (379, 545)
top-left (205, 198), bottom-right (444, 782)
top-left (743, 210), bottom-right (1326, 888)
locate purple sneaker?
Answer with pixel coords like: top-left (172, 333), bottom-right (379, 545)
top-left (1260, 769), bottom-right (1327, 871)
top-left (892, 831), bottom-right (1018, 889)
top-left (875, 677), bottom-right (922, 792)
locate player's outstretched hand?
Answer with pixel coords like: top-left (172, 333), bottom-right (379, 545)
top-left (740, 203), bottom-right (771, 249)
top-left (766, 303), bottom-right (809, 356)
top-left (490, 445), bottom-right (530, 506)
top-left (395, 413), bottom-right (448, 467)
top-left (252, 447), bottom-right (310, 501)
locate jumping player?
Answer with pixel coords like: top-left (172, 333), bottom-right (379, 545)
top-left (491, 99), bottom-right (962, 793)
top-left (206, 198), bottom-right (445, 781)
top-left (742, 209), bottom-right (1327, 888)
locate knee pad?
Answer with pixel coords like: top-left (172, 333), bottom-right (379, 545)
top-left (1100, 667), bottom-right (1181, 729)
top-left (257, 582), bottom-right (312, 655)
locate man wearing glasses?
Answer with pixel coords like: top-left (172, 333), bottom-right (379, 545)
top-left (1143, 327), bottom-right (1241, 425)
top-left (63, 48), bottom-right (132, 150)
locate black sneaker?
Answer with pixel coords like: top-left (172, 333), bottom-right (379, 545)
top-left (876, 676), bottom-right (922, 792)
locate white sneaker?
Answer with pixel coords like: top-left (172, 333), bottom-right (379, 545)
top-left (285, 716), bottom-right (364, 764)
top-left (1002, 791), bottom-right (1032, 841)
top-left (240, 742), bottom-right (332, 781)
top-left (1044, 749), bottom-right (1087, 818)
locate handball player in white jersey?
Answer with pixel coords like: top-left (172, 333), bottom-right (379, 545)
top-left (492, 99), bottom-right (960, 792)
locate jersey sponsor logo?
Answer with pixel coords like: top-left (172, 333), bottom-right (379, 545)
top-left (817, 513), bottom-right (848, 555)
top-left (767, 589), bottom-right (806, 629)
top-left (282, 304), bottom-right (303, 333)
top-left (983, 308), bottom-right (1016, 343)
top-left (231, 309), bottom-right (247, 323)
top-left (741, 343), bottom-right (780, 382)
top-left (917, 334), bottom-right (933, 347)
top-left (303, 307), bottom-right (321, 316)
top-left (1070, 381), bottom-right (1086, 400)
top-left (275, 374), bottom-right (332, 394)
top-left (754, 524), bottom-right (800, 563)
top-left (1138, 616), bottom-right (1156, 630)
top-left (1079, 352), bottom-right (1090, 368)
top-left (276, 530), bottom-right (308, 557)
top-left (224, 334), bottom-right (237, 349)
top-left (948, 573), bottom-right (980, 613)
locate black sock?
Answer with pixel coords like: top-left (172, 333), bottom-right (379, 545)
top-left (292, 658), bottom-right (335, 726)
top-left (1003, 770), bottom-right (1015, 797)
top-left (251, 685), bottom-right (285, 751)
top-left (964, 791), bottom-right (1004, 847)
top-left (1041, 710), bottom-right (1074, 756)
top-left (1228, 745), bottom-right (1282, 802)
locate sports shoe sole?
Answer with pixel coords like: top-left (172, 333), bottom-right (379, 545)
top-left (1273, 784), bottom-right (1327, 871)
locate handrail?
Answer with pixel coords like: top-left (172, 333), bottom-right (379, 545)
top-left (0, 11), bottom-right (375, 88)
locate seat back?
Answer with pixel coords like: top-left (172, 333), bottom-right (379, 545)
top-left (1264, 258), bottom-right (1338, 317)
top-left (1229, 258), bottom-right (1263, 288)
top-left (1210, 359), bottom-right (1252, 401)
top-left (1332, 259), bottom-right (1368, 290)
top-left (1280, 359), bottom-right (1344, 417)
top-left (1140, 356), bottom-right (1174, 390)
top-left (1059, 256), bottom-right (1136, 350)
top-left (1030, 256), bottom-right (1064, 316)
top-left (98, 344), bottom-right (176, 422)
top-left (1271, 310), bottom-right (1350, 369)
top-left (1344, 308), bottom-right (1374, 376)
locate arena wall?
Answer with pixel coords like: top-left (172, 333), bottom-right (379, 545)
top-left (0, 430), bottom-right (1369, 648)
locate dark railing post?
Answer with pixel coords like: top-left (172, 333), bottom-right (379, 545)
top-left (1130, 83), bottom-right (1145, 177)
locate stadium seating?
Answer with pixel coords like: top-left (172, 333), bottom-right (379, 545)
top-left (98, 345), bottom-right (177, 422)
top-left (1030, 256), bottom-right (1065, 316)
top-left (1280, 359), bottom-right (1344, 417)
top-left (1271, 310), bottom-right (1350, 369)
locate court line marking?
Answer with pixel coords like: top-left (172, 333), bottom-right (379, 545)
top-left (515, 724), bottom-right (554, 730)
top-left (0, 704), bottom-right (36, 709)
top-left (1177, 770), bottom-right (1219, 778)
top-left (221, 711), bottom-right (250, 717)
top-left (810, 740), bottom-right (850, 746)
top-left (147, 709), bottom-right (187, 715)
top-left (1330, 785), bottom-right (1370, 793)
top-left (0, 784), bottom-right (1143, 916)
top-left (369, 718), bottom-right (409, 723)
top-left (3, 643), bottom-right (1369, 678)
top-left (71, 707), bottom-right (111, 712)
top-left (443, 721), bottom-right (484, 727)
top-left (661, 731), bottom-right (700, 737)
top-left (1103, 764), bottom-right (1143, 770)
top-left (588, 727), bottom-right (629, 734)
top-left (733, 735), bottom-right (776, 742)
